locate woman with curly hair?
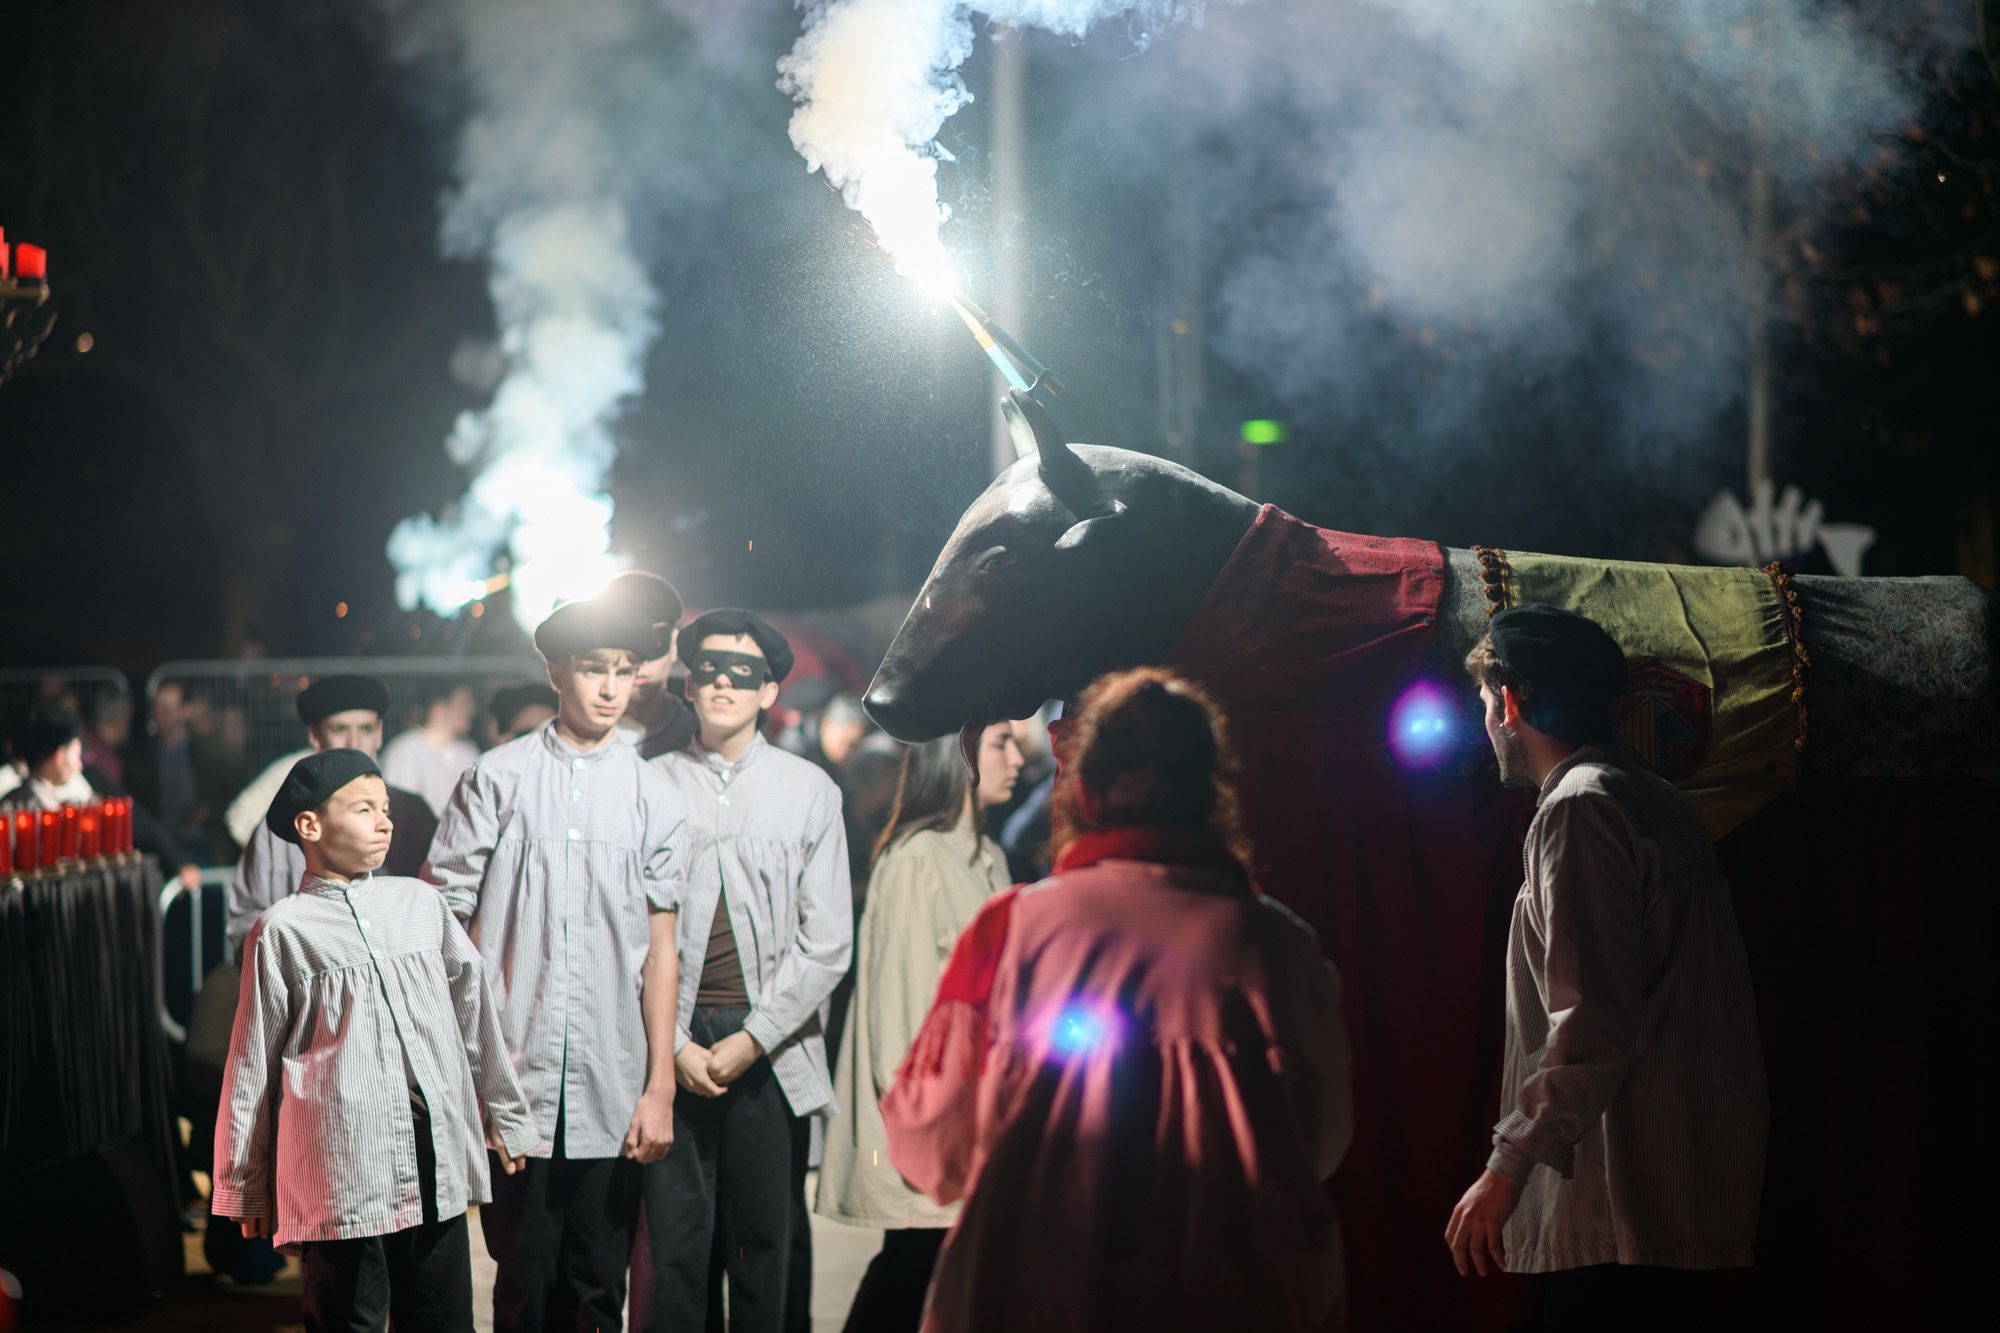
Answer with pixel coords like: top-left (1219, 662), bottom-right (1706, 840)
top-left (881, 668), bottom-right (1354, 1332)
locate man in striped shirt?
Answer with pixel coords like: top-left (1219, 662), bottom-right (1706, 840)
top-left (639, 609), bottom-right (852, 1333)
top-left (214, 748), bottom-right (538, 1332)
top-left (427, 598), bottom-right (686, 1332)
top-left (1445, 605), bottom-right (1769, 1331)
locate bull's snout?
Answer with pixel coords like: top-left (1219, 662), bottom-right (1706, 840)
top-left (863, 676), bottom-right (930, 743)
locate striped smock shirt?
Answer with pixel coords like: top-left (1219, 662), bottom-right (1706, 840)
top-left (427, 722), bottom-right (686, 1159)
top-left (1489, 743), bottom-right (1770, 1272)
top-left (652, 735), bottom-right (852, 1116)
top-left (212, 872), bottom-right (539, 1250)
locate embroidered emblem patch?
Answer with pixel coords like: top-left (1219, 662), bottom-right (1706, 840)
top-left (1615, 663), bottom-right (1713, 782)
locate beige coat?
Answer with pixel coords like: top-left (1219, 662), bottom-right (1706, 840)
top-left (816, 817), bottom-right (1008, 1229)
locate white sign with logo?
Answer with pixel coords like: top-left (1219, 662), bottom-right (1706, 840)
top-left (1693, 481), bottom-right (1876, 576)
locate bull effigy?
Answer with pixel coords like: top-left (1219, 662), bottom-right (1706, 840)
top-left (866, 390), bottom-right (1998, 1330)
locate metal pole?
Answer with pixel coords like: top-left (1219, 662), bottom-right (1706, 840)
top-left (989, 28), bottom-right (1028, 473)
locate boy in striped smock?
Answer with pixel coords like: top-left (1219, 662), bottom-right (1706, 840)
top-left (214, 749), bottom-right (538, 1333)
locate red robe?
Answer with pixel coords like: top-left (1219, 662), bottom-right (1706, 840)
top-left (883, 829), bottom-right (1355, 1333)
top-left (1162, 505), bottom-right (1534, 1330)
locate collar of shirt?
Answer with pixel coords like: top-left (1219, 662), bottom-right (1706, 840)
top-left (23, 774), bottom-right (94, 810)
top-left (299, 870), bottom-right (374, 899)
top-left (537, 719), bottom-right (626, 770)
top-left (690, 731), bottom-right (768, 784)
top-left (1535, 741), bottom-right (1624, 805)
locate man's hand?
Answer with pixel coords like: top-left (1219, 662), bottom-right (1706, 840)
top-left (495, 1141), bottom-right (524, 1176)
top-left (676, 1043), bottom-right (726, 1097)
top-left (621, 1086), bottom-right (675, 1164)
top-left (707, 1031), bottom-right (763, 1087)
top-left (1445, 1169), bottom-right (1522, 1277)
top-left (236, 1216), bottom-right (271, 1240)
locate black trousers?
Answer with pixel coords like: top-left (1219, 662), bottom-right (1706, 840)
top-left (840, 1228), bottom-right (946, 1333)
top-left (1542, 1264), bottom-right (1699, 1333)
top-left (481, 1102), bottom-right (640, 1333)
top-left (299, 1100), bottom-right (474, 1333)
top-left (636, 1005), bottom-right (810, 1333)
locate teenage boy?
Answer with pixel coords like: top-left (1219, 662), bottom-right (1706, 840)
top-left (427, 598), bottom-right (687, 1332)
top-left (598, 569), bottom-right (698, 759)
top-left (213, 749), bottom-right (539, 1333)
top-left (1445, 606), bottom-right (1767, 1331)
top-left (228, 674), bottom-right (438, 952)
top-left (641, 609), bottom-right (852, 1333)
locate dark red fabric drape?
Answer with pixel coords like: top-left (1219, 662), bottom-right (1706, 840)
top-left (1166, 507), bottom-right (1536, 1330)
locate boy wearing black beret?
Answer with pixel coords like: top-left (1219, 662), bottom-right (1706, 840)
top-left (598, 569), bottom-right (700, 760)
top-left (426, 597), bottom-right (688, 1332)
top-left (214, 750), bottom-right (538, 1332)
top-left (639, 609), bottom-right (852, 1333)
top-left (227, 674), bottom-right (439, 953)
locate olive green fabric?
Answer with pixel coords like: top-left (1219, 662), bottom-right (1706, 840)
top-left (1506, 553), bottom-right (1801, 840)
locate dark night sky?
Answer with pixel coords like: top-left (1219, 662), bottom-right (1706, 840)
top-left (2, 0), bottom-right (1994, 678)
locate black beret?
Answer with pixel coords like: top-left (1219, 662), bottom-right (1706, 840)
top-left (597, 571), bottom-right (685, 642)
top-left (266, 749), bottom-right (384, 845)
top-left (297, 674), bottom-right (390, 726)
top-left (489, 683), bottom-right (559, 727)
top-left (15, 704), bottom-right (83, 766)
top-left (1487, 604), bottom-right (1629, 705)
top-left (676, 608), bottom-right (794, 684)
top-left (533, 598), bottom-right (664, 663)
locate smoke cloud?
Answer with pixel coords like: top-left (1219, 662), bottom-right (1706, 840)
top-left (380, 0), bottom-right (776, 632)
top-left (1172, 1), bottom-right (1958, 480)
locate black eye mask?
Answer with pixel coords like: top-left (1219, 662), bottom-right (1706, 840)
top-left (687, 650), bottom-right (772, 689)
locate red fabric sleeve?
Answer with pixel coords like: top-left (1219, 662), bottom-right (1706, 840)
top-left (880, 887), bottom-right (1020, 1204)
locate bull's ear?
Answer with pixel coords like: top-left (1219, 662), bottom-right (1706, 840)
top-left (1053, 500), bottom-right (1130, 554)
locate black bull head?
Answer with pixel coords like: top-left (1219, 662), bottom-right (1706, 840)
top-left (863, 391), bottom-right (1262, 758)
top-left (865, 391), bottom-right (2000, 784)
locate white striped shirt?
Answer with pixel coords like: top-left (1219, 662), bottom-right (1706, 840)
top-left (427, 722), bottom-right (686, 1158)
top-left (212, 872), bottom-right (538, 1250)
top-left (1490, 744), bottom-right (1770, 1272)
top-left (652, 735), bottom-right (852, 1116)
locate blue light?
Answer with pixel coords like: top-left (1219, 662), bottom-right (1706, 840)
top-left (1388, 681), bottom-right (1458, 769)
top-left (1050, 1002), bottom-right (1115, 1057)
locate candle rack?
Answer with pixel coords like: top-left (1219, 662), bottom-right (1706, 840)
top-left (2, 276), bottom-right (55, 388)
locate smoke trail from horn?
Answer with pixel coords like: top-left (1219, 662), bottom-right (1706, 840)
top-left (780, 1), bottom-right (1227, 293)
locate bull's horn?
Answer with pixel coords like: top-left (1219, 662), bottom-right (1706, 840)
top-left (1005, 388), bottom-right (1100, 510)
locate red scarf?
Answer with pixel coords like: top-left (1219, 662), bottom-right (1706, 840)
top-left (1054, 825), bottom-right (1252, 888)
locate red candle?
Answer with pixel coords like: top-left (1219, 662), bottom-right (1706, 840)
top-left (0, 225), bottom-right (9, 280)
top-left (11, 811), bottom-right (34, 871)
top-left (116, 798), bottom-right (135, 854)
top-left (14, 243), bottom-right (48, 282)
top-left (0, 813), bottom-right (12, 877)
top-left (104, 798), bottom-right (123, 855)
top-left (80, 805), bottom-right (102, 860)
top-left (59, 805), bottom-right (81, 860)
top-left (38, 810), bottom-right (59, 867)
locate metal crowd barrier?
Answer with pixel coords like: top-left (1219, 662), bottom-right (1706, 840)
top-left (143, 655), bottom-right (544, 789)
top-left (0, 666), bottom-right (132, 738)
top-left (158, 867), bottom-right (232, 1043)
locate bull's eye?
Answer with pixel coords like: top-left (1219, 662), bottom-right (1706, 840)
top-left (976, 548), bottom-right (1017, 576)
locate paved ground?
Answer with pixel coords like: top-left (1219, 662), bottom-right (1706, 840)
top-left (115, 1174), bottom-right (880, 1332)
